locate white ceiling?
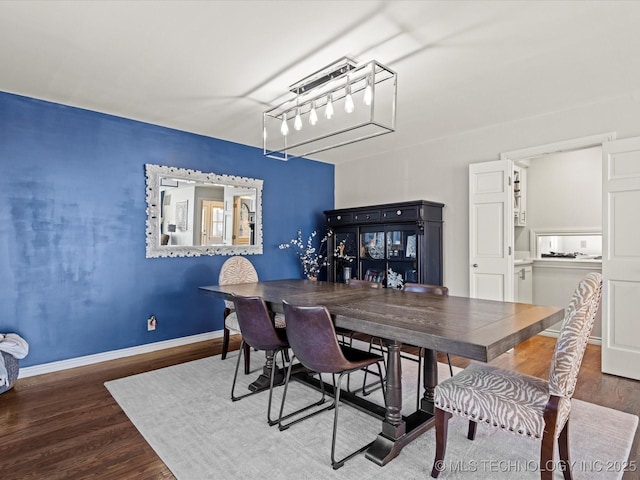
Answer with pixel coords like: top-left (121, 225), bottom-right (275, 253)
top-left (1, 0), bottom-right (639, 165)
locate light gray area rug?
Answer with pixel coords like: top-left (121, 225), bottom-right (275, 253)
top-left (105, 348), bottom-right (638, 480)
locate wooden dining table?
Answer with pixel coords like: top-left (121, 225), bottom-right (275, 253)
top-left (199, 279), bottom-right (564, 466)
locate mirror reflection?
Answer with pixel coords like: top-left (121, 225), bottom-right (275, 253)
top-left (160, 181), bottom-right (257, 247)
top-left (145, 164), bottom-right (263, 258)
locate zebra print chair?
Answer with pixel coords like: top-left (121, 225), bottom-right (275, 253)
top-left (431, 272), bottom-right (603, 479)
top-left (219, 256), bottom-right (285, 374)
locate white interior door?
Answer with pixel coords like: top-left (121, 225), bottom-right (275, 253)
top-left (602, 137), bottom-right (640, 380)
top-left (469, 160), bottom-right (513, 301)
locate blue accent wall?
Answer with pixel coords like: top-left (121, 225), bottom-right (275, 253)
top-left (0, 92), bottom-right (334, 367)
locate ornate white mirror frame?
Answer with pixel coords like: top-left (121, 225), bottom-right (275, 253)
top-left (145, 164), bottom-right (263, 258)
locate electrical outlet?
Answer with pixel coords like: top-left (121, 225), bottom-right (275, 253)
top-left (580, 240), bottom-right (587, 248)
top-left (147, 315), bottom-right (157, 331)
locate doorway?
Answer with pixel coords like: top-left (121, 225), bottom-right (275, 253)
top-left (201, 200), bottom-right (224, 246)
top-left (513, 145), bottom-right (604, 340)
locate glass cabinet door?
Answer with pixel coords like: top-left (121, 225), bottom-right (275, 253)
top-left (333, 229), bottom-right (357, 283)
top-left (386, 226), bottom-right (419, 286)
top-left (360, 227), bottom-right (385, 283)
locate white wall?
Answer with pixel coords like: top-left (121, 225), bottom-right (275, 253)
top-left (335, 92), bottom-right (640, 296)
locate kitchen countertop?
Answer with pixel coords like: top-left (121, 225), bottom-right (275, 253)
top-left (514, 259), bottom-right (534, 266)
top-left (515, 257), bottom-right (601, 265)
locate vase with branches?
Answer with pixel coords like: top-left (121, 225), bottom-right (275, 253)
top-left (279, 229), bottom-right (330, 279)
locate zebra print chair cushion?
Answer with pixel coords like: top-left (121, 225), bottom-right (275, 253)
top-left (434, 363), bottom-right (561, 439)
top-left (224, 310), bottom-right (286, 332)
top-left (434, 272), bottom-right (602, 440)
top-left (218, 257), bottom-right (285, 332)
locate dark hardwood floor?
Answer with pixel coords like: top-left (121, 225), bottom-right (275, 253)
top-left (0, 335), bottom-right (638, 479)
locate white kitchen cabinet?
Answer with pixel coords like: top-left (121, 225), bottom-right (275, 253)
top-left (514, 264), bottom-right (533, 303)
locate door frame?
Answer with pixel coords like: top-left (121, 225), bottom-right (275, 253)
top-left (500, 132), bottom-right (616, 164)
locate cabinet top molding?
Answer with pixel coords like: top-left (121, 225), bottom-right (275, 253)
top-left (325, 200), bottom-right (444, 227)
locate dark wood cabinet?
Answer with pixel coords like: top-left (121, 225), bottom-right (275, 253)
top-left (324, 200), bottom-right (444, 286)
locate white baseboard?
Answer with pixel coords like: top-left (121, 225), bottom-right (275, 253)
top-left (538, 329), bottom-right (602, 346)
top-left (17, 328), bottom-right (600, 379)
top-left (18, 330), bottom-right (224, 379)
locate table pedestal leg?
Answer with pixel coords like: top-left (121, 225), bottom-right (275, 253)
top-left (248, 350), bottom-right (284, 392)
top-left (365, 341), bottom-right (406, 465)
top-left (420, 348), bottom-right (438, 414)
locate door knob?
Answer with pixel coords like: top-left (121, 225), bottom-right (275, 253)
top-left (472, 264), bottom-right (478, 268)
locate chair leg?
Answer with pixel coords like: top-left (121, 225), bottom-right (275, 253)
top-left (266, 347), bottom-right (286, 426)
top-left (558, 419), bottom-right (573, 480)
top-left (277, 358), bottom-right (330, 431)
top-left (431, 408), bottom-right (452, 478)
top-left (446, 353), bottom-right (453, 377)
top-left (541, 397), bottom-right (560, 480)
top-left (231, 341), bottom-right (270, 404)
top-left (243, 341), bottom-right (251, 374)
top-left (232, 344), bottom-right (288, 426)
top-left (467, 420), bottom-right (477, 440)
top-left (230, 340), bottom-right (246, 401)
top-left (330, 366), bottom-right (383, 469)
top-left (222, 327), bottom-right (230, 360)
top-left (540, 433), bottom-right (555, 480)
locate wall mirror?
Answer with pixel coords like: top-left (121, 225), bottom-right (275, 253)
top-left (145, 164), bottom-right (263, 258)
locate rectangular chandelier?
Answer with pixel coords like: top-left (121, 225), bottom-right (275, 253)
top-left (263, 57), bottom-right (397, 161)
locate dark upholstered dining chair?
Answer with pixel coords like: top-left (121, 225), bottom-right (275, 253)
top-left (402, 282), bottom-right (452, 410)
top-left (230, 295), bottom-right (290, 426)
top-left (345, 278), bottom-right (385, 394)
top-left (279, 301), bottom-right (387, 470)
top-left (219, 256), bottom-right (285, 374)
top-left (430, 272), bottom-right (603, 479)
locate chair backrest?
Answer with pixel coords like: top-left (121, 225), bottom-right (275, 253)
top-left (403, 283), bottom-right (449, 296)
top-left (282, 301), bottom-right (349, 374)
top-left (548, 272), bottom-right (602, 399)
top-left (219, 256), bottom-right (258, 309)
top-left (233, 295), bottom-right (287, 351)
top-left (348, 278), bottom-right (383, 289)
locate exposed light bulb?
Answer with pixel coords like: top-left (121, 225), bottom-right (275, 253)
top-left (344, 80), bottom-right (354, 113)
top-left (363, 76), bottom-right (373, 106)
top-left (280, 112), bottom-right (289, 136)
top-left (294, 107), bottom-right (302, 131)
top-left (325, 93), bottom-right (334, 119)
top-left (309, 100), bottom-right (318, 125)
